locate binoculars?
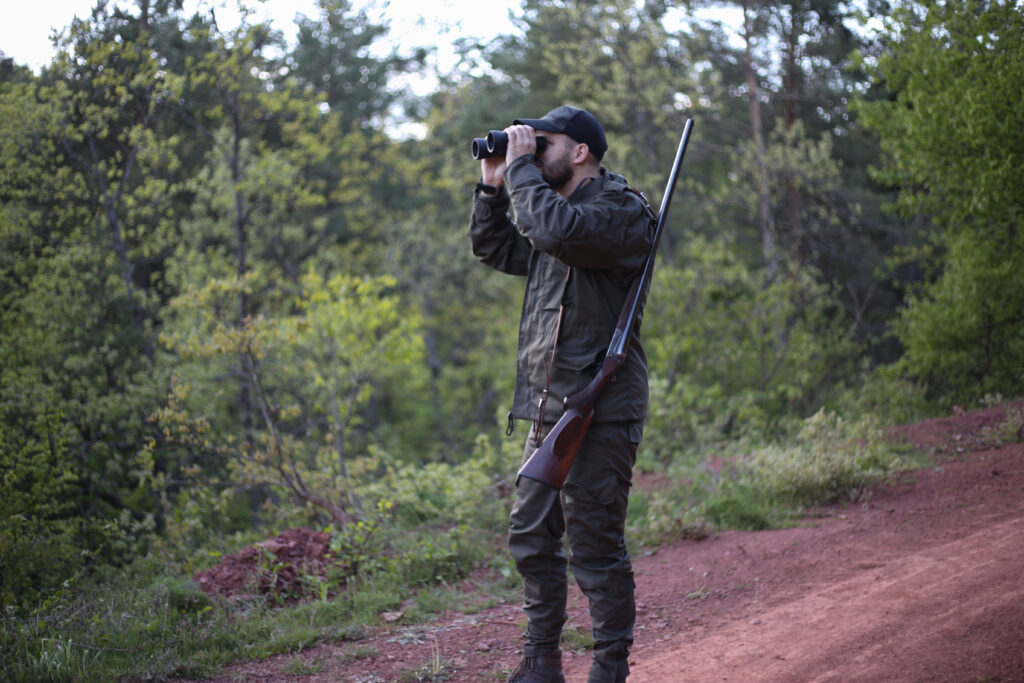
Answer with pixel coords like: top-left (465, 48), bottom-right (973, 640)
top-left (471, 130), bottom-right (548, 160)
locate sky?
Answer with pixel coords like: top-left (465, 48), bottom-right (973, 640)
top-left (0, 0), bottom-right (522, 73)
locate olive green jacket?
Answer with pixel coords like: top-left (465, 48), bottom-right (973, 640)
top-left (469, 154), bottom-right (654, 425)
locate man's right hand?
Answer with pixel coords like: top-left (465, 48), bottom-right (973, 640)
top-left (479, 124), bottom-right (539, 192)
top-left (480, 155), bottom-right (506, 190)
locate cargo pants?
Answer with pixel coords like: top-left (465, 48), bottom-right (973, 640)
top-left (509, 420), bottom-right (643, 683)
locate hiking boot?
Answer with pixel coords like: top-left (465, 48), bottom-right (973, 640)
top-left (506, 651), bottom-right (566, 683)
top-left (587, 658), bottom-right (629, 682)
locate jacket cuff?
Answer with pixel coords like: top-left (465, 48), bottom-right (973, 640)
top-left (473, 183), bottom-right (509, 220)
top-left (475, 181), bottom-right (500, 196)
top-left (504, 154), bottom-right (543, 192)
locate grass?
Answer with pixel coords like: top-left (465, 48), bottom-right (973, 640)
top-left (561, 625), bottom-right (595, 653)
top-left (979, 403), bottom-right (1024, 448)
top-left (0, 539), bottom-right (520, 682)
top-left (281, 655), bottom-right (327, 675)
top-left (396, 636), bottom-right (451, 682)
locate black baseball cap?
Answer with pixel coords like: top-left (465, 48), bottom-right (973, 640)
top-left (513, 105), bottom-right (608, 160)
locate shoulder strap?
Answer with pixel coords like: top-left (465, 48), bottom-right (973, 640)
top-left (627, 186), bottom-right (658, 223)
top-left (534, 266), bottom-right (573, 442)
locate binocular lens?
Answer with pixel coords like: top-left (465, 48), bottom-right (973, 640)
top-left (472, 137), bottom-right (488, 159)
top-left (470, 131), bottom-right (549, 160)
top-left (486, 130), bottom-right (507, 154)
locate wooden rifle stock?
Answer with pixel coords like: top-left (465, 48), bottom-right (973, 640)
top-left (517, 119), bottom-right (695, 489)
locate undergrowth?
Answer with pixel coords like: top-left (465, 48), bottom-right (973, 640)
top-left (0, 534), bottom-right (521, 682)
top-left (630, 408), bottom-right (921, 544)
top-left (1, 402), bottom-right (941, 680)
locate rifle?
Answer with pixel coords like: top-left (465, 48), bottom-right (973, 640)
top-left (516, 119), bottom-right (695, 489)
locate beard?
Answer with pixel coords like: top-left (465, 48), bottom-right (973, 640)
top-left (540, 149), bottom-right (573, 192)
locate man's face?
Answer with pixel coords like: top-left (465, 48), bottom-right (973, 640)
top-left (537, 133), bottom-right (575, 192)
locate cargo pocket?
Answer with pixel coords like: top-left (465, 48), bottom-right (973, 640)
top-left (562, 475), bottom-right (628, 560)
top-left (628, 420), bottom-right (644, 447)
top-left (563, 473), bottom-right (622, 508)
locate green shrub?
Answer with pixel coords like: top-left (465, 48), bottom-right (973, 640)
top-left (741, 409), bottom-right (911, 506)
top-left (703, 490), bottom-right (775, 531)
top-left (399, 525), bottom-right (475, 586)
top-left (643, 246), bottom-right (862, 466)
top-left (0, 412), bottom-right (86, 612)
top-left (978, 399), bottom-right (1024, 448)
top-left (628, 487), bottom-right (712, 546)
top-left (831, 361), bottom-right (934, 427)
top-left (362, 435), bottom-right (514, 533)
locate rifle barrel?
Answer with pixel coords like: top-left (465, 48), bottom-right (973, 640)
top-left (611, 118), bottom-right (695, 358)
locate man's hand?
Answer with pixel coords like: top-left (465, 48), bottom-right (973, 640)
top-left (479, 124), bottom-right (538, 192)
top-left (504, 124), bottom-right (538, 165)
top-left (480, 154), bottom-right (506, 190)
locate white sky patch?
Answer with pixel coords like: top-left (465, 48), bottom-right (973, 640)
top-left (0, 0), bottom-right (520, 73)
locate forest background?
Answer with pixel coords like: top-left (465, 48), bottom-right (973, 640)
top-left (2, 0), bottom-right (1023, 679)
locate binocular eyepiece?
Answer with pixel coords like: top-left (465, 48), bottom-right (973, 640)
top-left (471, 130), bottom-right (548, 160)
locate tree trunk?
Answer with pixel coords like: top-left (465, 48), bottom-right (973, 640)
top-left (230, 91), bottom-right (254, 448)
top-left (742, 1), bottom-right (778, 275)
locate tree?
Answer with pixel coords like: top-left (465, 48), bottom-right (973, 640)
top-left (855, 0), bottom-right (1024, 402)
top-left (156, 271), bottom-right (424, 525)
top-left (0, 0), bottom-right (192, 604)
top-left (675, 0), bottom-right (906, 350)
top-left (644, 235), bottom-right (857, 452)
top-left (167, 14), bottom-right (336, 454)
top-left (287, 0), bottom-right (426, 131)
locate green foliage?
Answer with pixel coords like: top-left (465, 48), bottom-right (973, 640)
top-left (830, 360), bottom-right (935, 428)
top-left (516, 0), bottom-right (698, 198)
top-left (723, 121), bottom-right (854, 268)
top-left (0, 15), bottom-right (180, 604)
top-left (857, 0), bottom-right (1024, 231)
top-left (703, 492), bottom-right (774, 531)
top-left (1, 564), bottom-right (226, 681)
top-left (561, 625), bottom-right (594, 653)
top-left (0, 412), bottom-right (83, 609)
top-left (891, 230), bottom-right (1024, 405)
top-left (156, 270), bottom-right (425, 526)
top-left (391, 525), bottom-right (477, 588)
top-left (363, 435), bottom-right (513, 533)
top-left (281, 655), bottom-right (327, 676)
top-left (289, 0), bottom-right (425, 131)
top-left (627, 487), bottom-right (713, 547)
top-left (2, 560), bottom-right (311, 680)
top-left (855, 0), bottom-right (1024, 405)
top-left (315, 434), bottom-right (516, 591)
top-left (977, 399), bottom-right (1024, 449)
top-left (642, 235), bottom-right (860, 464)
top-left (633, 406), bottom-right (916, 543)
top-left (326, 499), bottom-right (395, 584)
top-left (741, 409), bottom-right (912, 507)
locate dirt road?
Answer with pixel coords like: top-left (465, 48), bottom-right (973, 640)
top-left (631, 504), bottom-right (1024, 682)
top-left (210, 403), bottom-right (1024, 682)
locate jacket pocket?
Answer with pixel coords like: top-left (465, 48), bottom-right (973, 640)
top-left (554, 345), bottom-right (604, 377)
top-left (553, 328), bottom-right (610, 376)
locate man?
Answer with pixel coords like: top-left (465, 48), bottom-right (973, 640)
top-left (468, 105), bottom-right (654, 683)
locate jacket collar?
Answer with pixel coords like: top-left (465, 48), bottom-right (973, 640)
top-left (567, 166), bottom-right (608, 203)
